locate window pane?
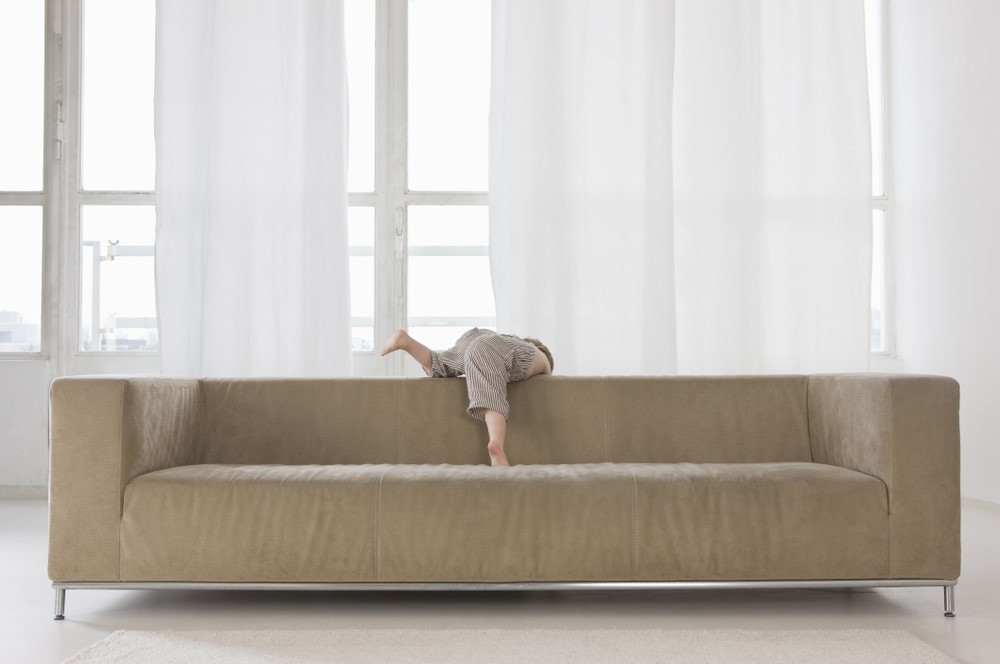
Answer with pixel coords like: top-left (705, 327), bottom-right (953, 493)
top-left (409, 255), bottom-right (495, 318)
top-left (346, 0), bottom-right (375, 192)
top-left (870, 210), bottom-right (886, 353)
top-left (0, 207), bottom-right (43, 352)
top-left (408, 206), bottom-right (489, 246)
top-left (80, 206), bottom-right (157, 351)
top-left (348, 207), bottom-right (375, 351)
top-left (408, 206), bottom-right (494, 332)
top-left (0, 1), bottom-right (44, 191)
top-left (408, 0), bottom-right (490, 191)
top-left (82, 0), bottom-right (156, 191)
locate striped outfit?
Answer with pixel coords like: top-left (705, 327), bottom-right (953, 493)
top-left (428, 328), bottom-right (537, 421)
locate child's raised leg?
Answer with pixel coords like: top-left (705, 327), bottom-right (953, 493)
top-left (381, 329), bottom-right (432, 374)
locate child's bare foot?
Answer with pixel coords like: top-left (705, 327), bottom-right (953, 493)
top-left (487, 440), bottom-right (510, 467)
top-left (381, 329), bottom-right (410, 356)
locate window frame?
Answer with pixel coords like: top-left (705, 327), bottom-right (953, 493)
top-left (70, 0), bottom-right (157, 356)
top-left (49, 0), bottom-right (159, 373)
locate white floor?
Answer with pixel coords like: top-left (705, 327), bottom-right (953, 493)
top-left (2, 499), bottom-right (998, 664)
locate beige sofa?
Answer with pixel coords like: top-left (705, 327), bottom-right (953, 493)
top-left (48, 374), bottom-right (961, 619)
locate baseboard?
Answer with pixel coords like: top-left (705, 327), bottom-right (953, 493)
top-left (0, 485), bottom-right (47, 500)
top-left (962, 496), bottom-right (1000, 515)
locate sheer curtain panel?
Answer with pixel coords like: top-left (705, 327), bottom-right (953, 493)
top-left (672, 0), bottom-right (872, 374)
top-left (489, 0), bottom-right (677, 376)
top-left (490, 0), bottom-right (872, 376)
top-left (154, 0), bottom-right (352, 377)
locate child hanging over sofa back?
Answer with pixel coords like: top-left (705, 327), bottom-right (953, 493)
top-left (381, 328), bottom-right (553, 467)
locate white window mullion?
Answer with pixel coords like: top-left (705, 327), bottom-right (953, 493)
top-left (406, 191), bottom-right (488, 206)
top-left (347, 192), bottom-right (376, 207)
top-left (76, 191), bottom-right (154, 204)
top-left (0, 193), bottom-right (46, 205)
top-left (370, 0), bottom-right (409, 376)
top-left (41, 0), bottom-right (64, 364)
top-left (54, 0), bottom-right (82, 374)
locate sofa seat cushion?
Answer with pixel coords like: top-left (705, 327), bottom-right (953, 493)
top-left (119, 462), bottom-right (888, 583)
top-left (627, 462), bottom-right (888, 580)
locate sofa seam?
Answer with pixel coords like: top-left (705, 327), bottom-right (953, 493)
top-left (375, 468), bottom-right (386, 582)
top-left (886, 377), bottom-right (895, 578)
top-left (117, 379), bottom-right (128, 583)
top-left (627, 466), bottom-right (637, 580)
top-left (604, 378), bottom-right (610, 463)
top-left (804, 377), bottom-right (814, 463)
top-left (397, 382), bottom-right (403, 464)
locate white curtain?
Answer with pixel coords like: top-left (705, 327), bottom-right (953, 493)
top-left (673, 0), bottom-right (872, 374)
top-left (490, 0), bottom-right (872, 375)
top-left (490, 0), bottom-right (677, 375)
top-left (154, 0), bottom-right (352, 377)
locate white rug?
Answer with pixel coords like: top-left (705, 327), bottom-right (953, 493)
top-left (62, 628), bottom-right (960, 664)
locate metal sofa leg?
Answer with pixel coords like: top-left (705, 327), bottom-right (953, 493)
top-left (944, 585), bottom-right (956, 618)
top-left (54, 588), bottom-right (65, 620)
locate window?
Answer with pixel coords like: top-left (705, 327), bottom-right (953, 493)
top-left (865, 0), bottom-right (893, 356)
top-left (407, 206), bottom-right (494, 350)
top-left (80, 206), bottom-right (157, 351)
top-left (345, 0), bottom-right (377, 352)
top-left (4, 0), bottom-right (493, 366)
top-left (348, 0), bottom-right (493, 373)
top-left (348, 206), bottom-right (376, 352)
top-left (8, 1), bottom-right (887, 366)
top-left (870, 209), bottom-right (887, 352)
top-left (405, 0), bottom-right (492, 350)
top-left (407, 0), bottom-right (490, 192)
top-left (0, 1), bottom-right (45, 353)
top-left (0, 207), bottom-right (43, 353)
top-left (75, 0), bottom-right (158, 352)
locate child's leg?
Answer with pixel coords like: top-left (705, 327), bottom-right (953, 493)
top-left (484, 409), bottom-right (509, 467)
top-left (380, 329), bottom-right (432, 373)
top-left (461, 336), bottom-right (514, 467)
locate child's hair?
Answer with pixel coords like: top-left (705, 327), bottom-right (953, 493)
top-left (524, 337), bottom-right (554, 372)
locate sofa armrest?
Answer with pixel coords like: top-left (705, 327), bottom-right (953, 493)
top-left (48, 376), bottom-right (200, 582)
top-left (807, 374), bottom-right (960, 580)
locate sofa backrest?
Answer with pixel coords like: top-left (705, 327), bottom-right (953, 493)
top-left (194, 375), bottom-right (813, 465)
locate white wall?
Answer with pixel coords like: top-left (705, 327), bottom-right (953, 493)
top-left (0, 361), bottom-right (51, 495)
top-left (1, 351), bottom-right (158, 494)
top-left (890, 0), bottom-right (1000, 505)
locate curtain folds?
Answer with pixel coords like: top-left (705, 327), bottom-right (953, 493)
top-left (154, 0), bottom-right (352, 377)
top-left (490, 0), bottom-right (872, 375)
top-left (490, 0), bottom-right (677, 375)
top-left (672, 0), bottom-right (872, 373)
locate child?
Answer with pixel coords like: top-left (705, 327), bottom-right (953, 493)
top-left (381, 328), bottom-right (554, 467)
